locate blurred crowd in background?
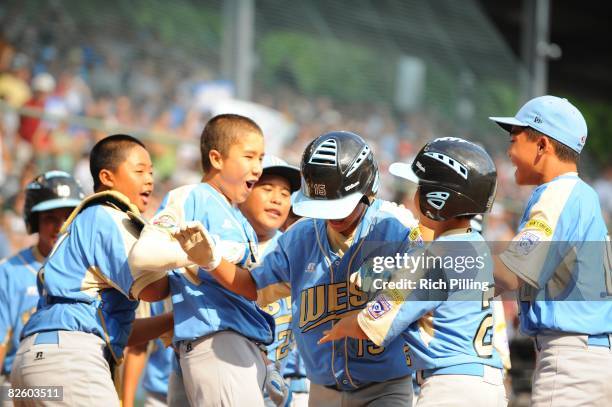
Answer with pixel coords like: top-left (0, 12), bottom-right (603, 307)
top-left (0, 4), bottom-right (611, 365)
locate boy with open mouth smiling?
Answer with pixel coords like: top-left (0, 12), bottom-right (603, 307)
top-left (130, 113), bottom-right (275, 407)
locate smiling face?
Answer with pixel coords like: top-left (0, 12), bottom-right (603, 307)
top-left (103, 144), bottom-right (154, 212)
top-left (212, 131), bottom-right (264, 204)
top-left (239, 174), bottom-right (292, 240)
top-left (507, 126), bottom-right (541, 185)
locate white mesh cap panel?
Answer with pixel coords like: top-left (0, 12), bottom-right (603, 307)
top-left (346, 145), bottom-right (370, 177)
top-left (423, 152), bottom-right (468, 179)
top-left (308, 138), bottom-right (337, 166)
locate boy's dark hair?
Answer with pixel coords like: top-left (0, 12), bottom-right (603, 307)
top-left (200, 114), bottom-right (263, 173)
top-left (90, 134), bottom-right (146, 191)
top-left (525, 127), bottom-right (579, 164)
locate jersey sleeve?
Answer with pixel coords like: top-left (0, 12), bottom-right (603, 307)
top-left (357, 293), bottom-right (439, 347)
top-left (250, 239), bottom-right (292, 307)
top-left (131, 187), bottom-right (196, 298)
top-left (499, 178), bottom-right (577, 289)
top-left (357, 246), bottom-right (443, 347)
top-left (150, 185), bottom-right (197, 230)
top-left (86, 207), bottom-right (144, 299)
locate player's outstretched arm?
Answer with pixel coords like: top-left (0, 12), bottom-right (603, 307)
top-left (172, 222), bottom-right (258, 301)
top-left (130, 222), bottom-right (191, 302)
top-left (129, 223), bottom-right (194, 272)
top-left (318, 311), bottom-right (369, 344)
top-left (138, 277), bottom-right (170, 302)
top-left (127, 312), bottom-right (174, 347)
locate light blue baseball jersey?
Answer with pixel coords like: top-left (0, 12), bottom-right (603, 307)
top-left (259, 231), bottom-right (295, 374)
top-left (152, 183), bottom-right (273, 344)
top-left (358, 230), bottom-right (503, 374)
top-left (257, 231), bottom-right (308, 388)
top-left (251, 199), bottom-right (417, 390)
top-left (21, 199), bottom-right (150, 362)
top-left (0, 247), bottom-right (42, 374)
top-left (258, 232), bottom-right (310, 394)
top-left (500, 172), bottom-right (612, 335)
top-left (142, 300), bottom-right (174, 396)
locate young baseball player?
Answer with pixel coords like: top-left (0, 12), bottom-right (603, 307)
top-left (489, 95), bottom-right (612, 406)
top-left (129, 113), bottom-right (275, 407)
top-left (173, 131), bottom-right (419, 406)
top-left (238, 155), bottom-right (301, 406)
top-left (318, 137), bottom-right (507, 407)
top-left (0, 171), bottom-right (83, 403)
top-left (10, 135), bottom-right (172, 407)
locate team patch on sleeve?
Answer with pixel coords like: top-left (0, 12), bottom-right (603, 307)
top-left (152, 213), bottom-right (179, 231)
top-left (525, 219), bottom-right (553, 237)
top-left (515, 231), bottom-right (541, 255)
top-left (367, 294), bottom-right (392, 320)
top-left (408, 227), bottom-right (424, 247)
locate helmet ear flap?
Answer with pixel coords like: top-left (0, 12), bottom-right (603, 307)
top-left (419, 184), bottom-right (455, 221)
top-left (25, 212), bottom-right (38, 234)
top-left (419, 183), bottom-right (484, 221)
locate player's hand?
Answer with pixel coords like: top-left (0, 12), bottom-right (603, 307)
top-left (172, 221), bottom-right (221, 270)
top-left (265, 363), bottom-right (289, 407)
top-left (318, 312), bottom-right (368, 344)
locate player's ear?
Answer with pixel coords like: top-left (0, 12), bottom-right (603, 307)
top-left (536, 136), bottom-right (548, 155)
top-left (99, 169), bottom-right (115, 188)
top-left (209, 149), bottom-right (223, 171)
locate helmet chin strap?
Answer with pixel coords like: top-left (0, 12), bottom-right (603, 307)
top-left (363, 194), bottom-right (376, 206)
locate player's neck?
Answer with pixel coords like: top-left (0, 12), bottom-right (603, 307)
top-left (426, 218), bottom-right (471, 239)
top-left (540, 159), bottom-right (578, 184)
top-left (36, 241), bottom-right (52, 258)
top-left (255, 228), bottom-right (276, 243)
top-left (204, 175), bottom-right (233, 205)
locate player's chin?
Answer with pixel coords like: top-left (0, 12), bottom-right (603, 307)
top-left (234, 191), bottom-right (249, 204)
top-left (262, 216), bottom-right (284, 231)
top-left (514, 168), bottom-right (530, 186)
top-left (136, 198), bottom-right (149, 212)
top-left (327, 219), bottom-right (349, 233)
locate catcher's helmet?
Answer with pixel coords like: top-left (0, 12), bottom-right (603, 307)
top-left (390, 137), bottom-right (497, 221)
top-left (293, 131), bottom-right (379, 219)
top-left (24, 170), bottom-right (84, 234)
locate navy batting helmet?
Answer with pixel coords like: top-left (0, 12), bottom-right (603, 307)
top-left (24, 171), bottom-right (84, 234)
top-left (293, 131), bottom-right (379, 219)
top-left (390, 137), bottom-right (497, 221)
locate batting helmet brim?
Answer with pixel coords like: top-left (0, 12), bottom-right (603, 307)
top-left (389, 162), bottom-right (419, 183)
top-left (292, 190), bottom-right (363, 220)
top-left (31, 198), bottom-right (82, 213)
